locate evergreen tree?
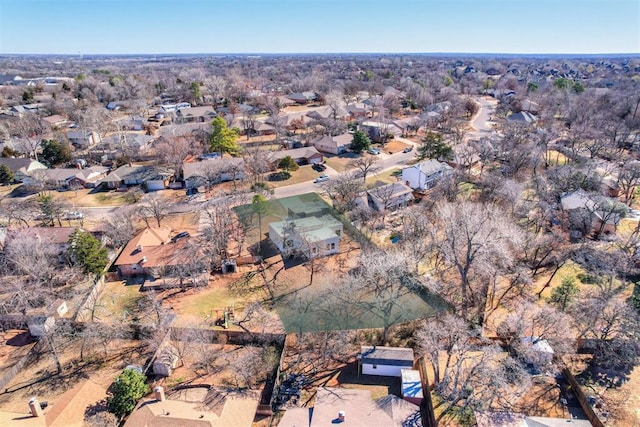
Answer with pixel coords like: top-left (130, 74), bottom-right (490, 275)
top-left (550, 277), bottom-right (579, 311)
top-left (68, 229), bottom-right (109, 275)
top-left (40, 139), bottom-right (72, 166)
top-left (350, 130), bottom-right (371, 153)
top-left (277, 155), bottom-right (299, 173)
top-left (209, 117), bottom-right (241, 155)
top-left (417, 132), bottom-right (453, 161)
top-left (107, 369), bottom-right (150, 419)
top-left (0, 164), bottom-right (14, 185)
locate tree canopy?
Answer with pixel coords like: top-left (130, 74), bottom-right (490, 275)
top-left (40, 139), bottom-right (72, 167)
top-left (0, 164), bottom-right (14, 184)
top-left (68, 229), bottom-right (109, 275)
top-left (107, 369), bottom-right (150, 419)
top-left (209, 116), bottom-right (241, 156)
top-left (277, 155), bottom-right (299, 172)
top-left (417, 132), bottom-right (453, 161)
top-left (350, 130), bottom-right (371, 153)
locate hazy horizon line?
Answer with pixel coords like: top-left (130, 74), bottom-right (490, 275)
top-left (1, 52), bottom-right (639, 59)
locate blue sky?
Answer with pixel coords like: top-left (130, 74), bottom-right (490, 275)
top-left (1, 0), bottom-right (638, 54)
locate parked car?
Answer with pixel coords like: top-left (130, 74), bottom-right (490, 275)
top-left (64, 211), bottom-right (84, 220)
top-left (312, 163), bottom-right (327, 172)
top-left (314, 174), bottom-right (329, 183)
top-left (185, 187), bottom-right (198, 196)
top-left (171, 231), bottom-right (190, 243)
top-left (367, 148), bottom-right (381, 155)
top-left (403, 146), bottom-right (413, 153)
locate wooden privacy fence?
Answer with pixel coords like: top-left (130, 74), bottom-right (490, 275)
top-left (562, 367), bottom-right (604, 427)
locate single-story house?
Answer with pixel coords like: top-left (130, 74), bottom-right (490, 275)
top-left (507, 111), bottom-right (538, 124)
top-left (124, 386), bottom-right (260, 427)
top-left (114, 226), bottom-right (178, 278)
top-left (560, 190), bottom-right (622, 237)
top-left (346, 102), bottom-right (370, 119)
top-left (176, 105), bottom-right (217, 123)
top-left (401, 159), bottom-right (452, 190)
top-left (0, 157), bottom-right (47, 182)
top-left (0, 380), bottom-right (109, 426)
top-left (306, 105), bottom-right (347, 121)
top-left (265, 112), bottom-right (312, 130)
top-left (231, 117), bottom-right (276, 136)
top-left (101, 133), bottom-right (154, 154)
top-left (183, 157), bottom-right (245, 189)
top-left (268, 146), bottom-right (323, 167)
top-left (278, 387), bottom-right (421, 427)
top-left (401, 369), bottom-right (424, 406)
top-left (41, 114), bottom-right (70, 129)
top-left (360, 121), bottom-right (403, 143)
top-left (10, 103), bottom-right (43, 116)
top-left (67, 130), bottom-right (101, 147)
top-left (367, 182), bottom-right (414, 212)
top-left (359, 346), bottom-right (414, 377)
top-left (286, 91), bottom-right (317, 104)
top-left (311, 133), bottom-right (352, 155)
top-left (98, 164), bottom-right (173, 190)
top-left (5, 227), bottom-right (78, 265)
top-left (393, 116), bottom-right (423, 136)
top-left (29, 166), bottom-right (107, 189)
top-left (268, 215), bottom-right (343, 258)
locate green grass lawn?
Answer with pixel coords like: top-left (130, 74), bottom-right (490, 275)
top-left (171, 286), bottom-right (238, 326)
top-left (94, 281), bottom-right (143, 323)
top-left (325, 153), bottom-right (360, 173)
top-left (267, 165), bottom-right (321, 188)
top-left (366, 168), bottom-right (401, 188)
top-left (546, 150), bottom-right (569, 166)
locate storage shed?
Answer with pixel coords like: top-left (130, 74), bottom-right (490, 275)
top-left (359, 346), bottom-right (414, 377)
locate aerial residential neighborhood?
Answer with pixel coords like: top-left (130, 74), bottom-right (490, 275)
top-left (0, 1), bottom-right (638, 427)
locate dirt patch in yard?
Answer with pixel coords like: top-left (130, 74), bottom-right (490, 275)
top-left (383, 139), bottom-right (411, 154)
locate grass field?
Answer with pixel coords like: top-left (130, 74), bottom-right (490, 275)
top-left (94, 281), bottom-right (144, 323)
top-left (366, 168), bottom-right (401, 188)
top-left (267, 165), bottom-right (321, 188)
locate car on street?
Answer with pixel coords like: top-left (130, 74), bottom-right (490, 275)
top-left (314, 174), bottom-right (329, 183)
top-left (403, 146), bottom-right (413, 153)
top-left (171, 231), bottom-right (190, 243)
top-left (64, 211), bottom-right (84, 220)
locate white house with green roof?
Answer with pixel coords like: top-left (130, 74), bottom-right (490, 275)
top-left (268, 215), bottom-right (343, 258)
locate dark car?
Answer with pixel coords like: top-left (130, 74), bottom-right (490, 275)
top-left (171, 231), bottom-right (190, 243)
top-left (312, 163), bottom-right (327, 172)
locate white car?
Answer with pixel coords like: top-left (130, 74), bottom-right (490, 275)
top-left (314, 174), bottom-right (329, 183)
top-left (367, 148), bottom-right (381, 155)
top-left (65, 211), bottom-right (84, 220)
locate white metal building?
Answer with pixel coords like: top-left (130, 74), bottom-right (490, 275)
top-left (359, 346), bottom-right (414, 377)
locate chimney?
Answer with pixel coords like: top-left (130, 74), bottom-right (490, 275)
top-left (338, 410), bottom-right (345, 422)
top-left (29, 397), bottom-right (42, 417)
top-left (141, 256), bottom-right (147, 264)
top-left (154, 386), bottom-right (166, 402)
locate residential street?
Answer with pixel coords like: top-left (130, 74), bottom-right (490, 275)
top-left (82, 96), bottom-right (495, 215)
